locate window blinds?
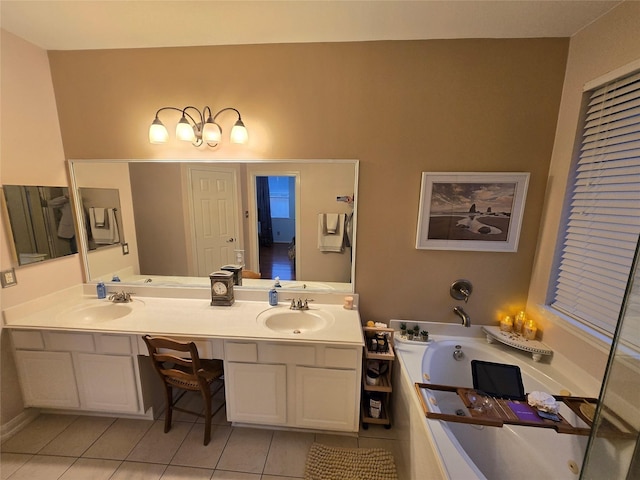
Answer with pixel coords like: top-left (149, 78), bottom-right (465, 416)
top-left (552, 70), bottom-right (640, 334)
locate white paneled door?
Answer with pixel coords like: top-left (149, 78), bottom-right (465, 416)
top-left (190, 168), bottom-right (239, 276)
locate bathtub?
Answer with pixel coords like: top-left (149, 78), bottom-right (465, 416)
top-left (394, 326), bottom-right (595, 480)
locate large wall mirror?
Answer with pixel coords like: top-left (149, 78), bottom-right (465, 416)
top-left (69, 159), bottom-right (358, 293)
top-left (2, 185), bottom-right (79, 266)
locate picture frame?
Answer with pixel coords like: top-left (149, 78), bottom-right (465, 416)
top-left (415, 172), bottom-right (530, 252)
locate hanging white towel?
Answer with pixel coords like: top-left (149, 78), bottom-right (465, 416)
top-left (318, 213), bottom-right (345, 252)
top-left (92, 207), bottom-right (107, 227)
top-left (90, 207), bottom-right (120, 244)
top-left (325, 213), bottom-right (339, 234)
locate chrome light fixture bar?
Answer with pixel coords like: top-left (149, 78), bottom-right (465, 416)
top-left (149, 106), bottom-right (248, 147)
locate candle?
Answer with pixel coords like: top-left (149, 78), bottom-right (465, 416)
top-left (500, 315), bottom-right (513, 332)
top-left (343, 296), bottom-right (354, 310)
top-left (523, 319), bottom-right (537, 340)
top-left (514, 311), bottom-right (526, 334)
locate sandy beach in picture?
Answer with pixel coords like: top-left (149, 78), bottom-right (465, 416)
top-left (427, 182), bottom-right (516, 242)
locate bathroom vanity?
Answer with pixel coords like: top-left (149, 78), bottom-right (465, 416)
top-left (3, 285), bottom-right (364, 433)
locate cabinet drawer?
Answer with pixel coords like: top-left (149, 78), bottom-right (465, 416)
top-left (225, 342), bottom-right (258, 362)
top-left (98, 334), bottom-right (134, 355)
top-left (11, 330), bottom-right (45, 350)
top-left (45, 331), bottom-right (95, 352)
top-left (324, 347), bottom-right (358, 369)
top-left (259, 344), bottom-right (315, 365)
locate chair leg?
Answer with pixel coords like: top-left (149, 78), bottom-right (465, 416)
top-left (163, 384), bottom-right (173, 433)
top-left (202, 388), bottom-right (212, 446)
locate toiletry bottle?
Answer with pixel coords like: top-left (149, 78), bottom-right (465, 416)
top-left (97, 281), bottom-right (106, 299)
top-left (274, 276), bottom-right (281, 288)
top-left (269, 284), bottom-right (279, 306)
top-left (112, 275), bottom-right (120, 282)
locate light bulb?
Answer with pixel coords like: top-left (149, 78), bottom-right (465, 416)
top-left (176, 116), bottom-right (195, 142)
top-left (230, 118), bottom-right (249, 144)
top-left (202, 121), bottom-right (222, 144)
top-left (148, 118), bottom-right (168, 144)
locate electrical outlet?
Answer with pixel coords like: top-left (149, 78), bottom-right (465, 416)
top-left (1, 268), bottom-right (17, 288)
top-left (122, 243), bottom-right (129, 255)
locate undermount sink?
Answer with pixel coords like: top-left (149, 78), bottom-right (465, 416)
top-left (257, 308), bottom-right (335, 334)
top-left (58, 301), bottom-right (141, 323)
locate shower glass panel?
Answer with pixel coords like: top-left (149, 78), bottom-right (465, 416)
top-left (580, 238), bottom-right (640, 479)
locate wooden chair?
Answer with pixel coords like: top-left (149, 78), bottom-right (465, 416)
top-left (242, 269), bottom-right (261, 279)
top-left (142, 335), bottom-right (224, 445)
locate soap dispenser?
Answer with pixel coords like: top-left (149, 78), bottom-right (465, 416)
top-left (96, 281), bottom-right (106, 299)
top-left (269, 283), bottom-right (279, 306)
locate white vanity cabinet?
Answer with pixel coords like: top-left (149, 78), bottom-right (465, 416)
top-left (224, 340), bottom-right (361, 432)
top-left (11, 330), bottom-right (143, 414)
top-left (14, 350), bottom-right (80, 408)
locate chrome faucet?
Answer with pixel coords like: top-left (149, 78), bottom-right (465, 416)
top-left (109, 291), bottom-right (133, 303)
top-left (453, 306), bottom-right (471, 327)
top-left (289, 298), bottom-right (314, 310)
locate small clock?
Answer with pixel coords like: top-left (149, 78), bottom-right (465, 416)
top-left (209, 270), bottom-right (235, 306)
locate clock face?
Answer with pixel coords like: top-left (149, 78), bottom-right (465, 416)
top-left (212, 281), bottom-right (228, 295)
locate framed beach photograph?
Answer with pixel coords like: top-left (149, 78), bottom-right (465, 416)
top-left (416, 172), bottom-right (530, 252)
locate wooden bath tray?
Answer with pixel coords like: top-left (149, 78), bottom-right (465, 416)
top-left (415, 383), bottom-right (595, 436)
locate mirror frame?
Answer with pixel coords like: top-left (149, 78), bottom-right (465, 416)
top-left (68, 159), bottom-right (358, 293)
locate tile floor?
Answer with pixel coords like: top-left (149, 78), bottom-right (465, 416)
top-left (0, 391), bottom-right (402, 479)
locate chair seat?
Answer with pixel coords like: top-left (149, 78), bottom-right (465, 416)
top-left (165, 359), bottom-right (224, 389)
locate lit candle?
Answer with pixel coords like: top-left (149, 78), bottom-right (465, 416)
top-left (523, 319), bottom-right (537, 340)
top-left (514, 311), bottom-right (526, 334)
top-left (500, 315), bottom-right (513, 332)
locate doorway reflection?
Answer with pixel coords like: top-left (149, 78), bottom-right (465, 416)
top-left (257, 175), bottom-right (296, 281)
top-left (259, 242), bottom-right (295, 281)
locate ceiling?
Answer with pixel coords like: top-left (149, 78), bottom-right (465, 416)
top-left (0, 1), bottom-right (623, 51)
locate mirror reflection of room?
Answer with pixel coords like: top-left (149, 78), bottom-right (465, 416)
top-left (2, 185), bottom-right (78, 265)
top-left (70, 159), bottom-right (357, 292)
top-left (256, 175), bottom-right (296, 281)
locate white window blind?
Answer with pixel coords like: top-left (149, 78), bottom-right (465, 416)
top-left (552, 70), bottom-right (640, 335)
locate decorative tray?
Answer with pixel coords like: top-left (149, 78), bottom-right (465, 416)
top-left (482, 326), bottom-right (553, 361)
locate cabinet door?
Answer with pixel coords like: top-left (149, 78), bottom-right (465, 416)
top-left (75, 353), bottom-right (140, 413)
top-left (295, 367), bottom-right (358, 431)
top-left (15, 351), bottom-right (80, 408)
top-left (225, 362), bottom-right (287, 424)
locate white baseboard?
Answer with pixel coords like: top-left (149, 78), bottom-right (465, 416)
top-left (0, 409), bottom-right (40, 443)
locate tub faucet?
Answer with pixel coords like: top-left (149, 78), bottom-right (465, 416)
top-left (453, 306), bottom-right (471, 327)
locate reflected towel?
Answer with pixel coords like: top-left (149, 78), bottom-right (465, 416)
top-left (91, 207), bottom-right (120, 244)
top-left (92, 207), bottom-right (107, 228)
top-left (318, 213), bottom-right (345, 252)
top-left (325, 213), bottom-right (339, 234)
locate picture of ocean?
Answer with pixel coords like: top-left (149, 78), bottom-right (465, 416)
top-left (427, 182), bottom-right (516, 242)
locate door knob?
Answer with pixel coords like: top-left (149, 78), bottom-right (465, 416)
top-left (226, 238), bottom-right (235, 243)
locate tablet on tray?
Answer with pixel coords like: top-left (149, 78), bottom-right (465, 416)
top-left (471, 359), bottom-right (526, 401)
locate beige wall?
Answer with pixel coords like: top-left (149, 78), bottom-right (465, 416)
top-left (0, 30), bottom-right (84, 427)
top-left (527, 1), bottom-right (640, 377)
top-left (47, 38), bottom-right (569, 326)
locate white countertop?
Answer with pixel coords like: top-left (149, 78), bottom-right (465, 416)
top-left (3, 285), bottom-right (364, 346)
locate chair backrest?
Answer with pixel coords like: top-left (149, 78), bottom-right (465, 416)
top-left (143, 335), bottom-right (205, 385)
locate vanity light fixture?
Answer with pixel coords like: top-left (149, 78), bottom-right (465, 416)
top-left (149, 106), bottom-right (248, 148)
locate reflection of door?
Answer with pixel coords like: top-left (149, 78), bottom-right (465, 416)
top-left (190, 169), bottom-right (238, 276)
